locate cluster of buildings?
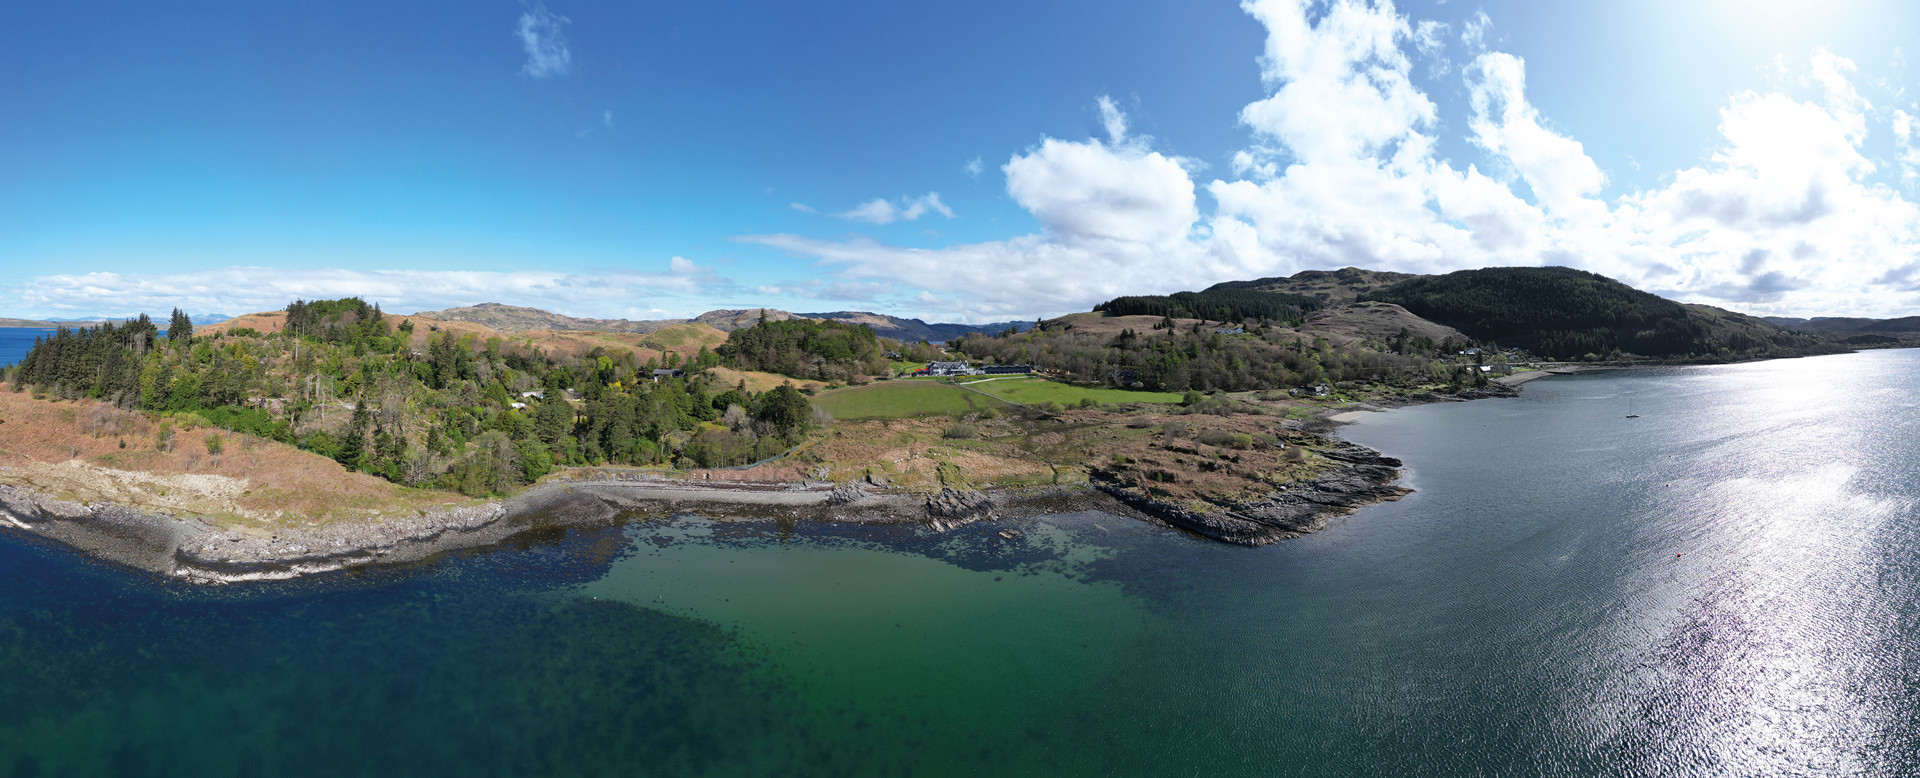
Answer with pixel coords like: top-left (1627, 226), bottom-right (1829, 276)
top-left (918, 361), bottom-right (1034, 377)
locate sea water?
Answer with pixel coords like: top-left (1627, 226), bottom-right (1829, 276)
top-left (0, 327), bottom-right (55, 368)
top-left (4, 349), bottom-right (1920, 775)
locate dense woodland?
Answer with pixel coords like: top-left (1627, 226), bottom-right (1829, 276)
top-left (716, 316), bottom-right (891, 381)
top-left (5, 299), bottom-right (826, 497)
top-left (1094, 288), bottom-right (1319, 326)
top-left (1359, 266), bottom-right (1837, 360)
top-left (1358, 267), bottom-right (1699, 358)
top-left (954, 320), bottom-right (1473, 393)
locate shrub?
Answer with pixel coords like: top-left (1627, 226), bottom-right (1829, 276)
top-left (1196, 430), bottom-right (1229, 446)
top-left (942, 423), bottom-right (978, 440)
top-left (1077, 397), bottom-right (1099, 409)
top-left (205, 434), bottom-right (224, 456)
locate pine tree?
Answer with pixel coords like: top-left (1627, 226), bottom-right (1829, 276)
top-left (337, 402), bottom-right (371, 471)
top-left (168, 308), bottom-right (193, 349)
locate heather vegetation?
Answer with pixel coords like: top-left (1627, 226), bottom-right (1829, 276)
top-left (5, 298), bottom-right (828, 498)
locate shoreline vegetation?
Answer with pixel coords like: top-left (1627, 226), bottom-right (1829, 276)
top-left (0, 370), bottom-right (1558, 584)
top-left (0, 263), bottom-right (1897, 583)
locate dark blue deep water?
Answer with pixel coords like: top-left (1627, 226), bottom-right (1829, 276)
top-left (5, 349), bottom-right (1920, 775)
top-left (0, 327), bottom-right (55, 368)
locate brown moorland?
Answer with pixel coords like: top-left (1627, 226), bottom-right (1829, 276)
top-left (0, 383), bottom-right (465, 531)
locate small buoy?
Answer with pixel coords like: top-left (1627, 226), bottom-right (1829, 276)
top-left (1676, 552), bottom-right (1683, 557)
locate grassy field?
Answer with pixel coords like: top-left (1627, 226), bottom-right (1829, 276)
top-left (958, 377), bottom-right (1184, 406)
top-left (813, 381), bottom-right (1010, 420)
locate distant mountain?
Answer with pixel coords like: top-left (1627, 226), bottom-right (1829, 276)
top-left (692, 309), bottom-right (804, 332)
top-left (413, 302), bottom-right (1013, 342)
top-left (797, 311), bottom-right (1030, 342)
top-left (1761, 316), bottom-right (1920, 334)
top-left (413, 303), bottom-right (685, 334)
top-left (17, 313), bottom-right (231, 327)
top-left (1044, 266), bottom-right (1847, 363)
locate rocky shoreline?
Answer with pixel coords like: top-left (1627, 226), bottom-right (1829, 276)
top-left (0, 471), bottom-right (1049, 584)
top-left (0, 381), bottom-right (1537, 583)
top-left (1090, 441), bottom-right (1411, 546)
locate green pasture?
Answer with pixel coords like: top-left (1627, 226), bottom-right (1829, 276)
top-left (958, 377), bottom-right (1183, 406)
top-left (813, 381), bottom-right (1008, 420)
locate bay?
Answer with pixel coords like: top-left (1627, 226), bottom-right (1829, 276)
top-left (0, 327), bottom-right (55, 368)
top-left (4, 349), bottom-right (1920, 775)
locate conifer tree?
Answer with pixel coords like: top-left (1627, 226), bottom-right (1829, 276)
top-left (167, 308), bottom-right (193, 348)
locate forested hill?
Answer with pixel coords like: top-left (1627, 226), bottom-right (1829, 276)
top-left (1094, 288), bottom-right (1320, 325)
top-left (1359, 266), bottom-right (1837, 360)
top-left (1207, 268), bottom-right (1420, 305)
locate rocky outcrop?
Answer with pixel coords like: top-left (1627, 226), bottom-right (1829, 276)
top-left (924, 487), bottom-right (994, 531)
top-left (824, 482), bottom-right (869, 506)
top-left (1093, 442), bottom-right (1410, 546)
top-left (170, 502), bottom-right (514, 583)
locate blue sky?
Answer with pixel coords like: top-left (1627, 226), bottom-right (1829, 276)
top-left (4, 0), bottom-right (1920, 322)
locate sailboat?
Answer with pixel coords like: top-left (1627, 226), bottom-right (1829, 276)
top-left (1625, 396), bottom-right (1640, 419)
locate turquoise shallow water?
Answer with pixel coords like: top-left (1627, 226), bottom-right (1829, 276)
top-left (5, 349), bottom-right (1920, 775)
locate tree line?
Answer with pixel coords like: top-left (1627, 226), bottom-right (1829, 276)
top-left (6, 298), bottom-right (827, 498)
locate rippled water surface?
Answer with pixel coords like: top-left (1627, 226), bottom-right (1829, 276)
top-left (5, 349), bottom-right (1920, 776)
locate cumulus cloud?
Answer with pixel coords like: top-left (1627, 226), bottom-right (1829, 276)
top-left (837, 192), bottom-right (955, 224)
top-left (517, 3), bottom-right (572, 79)
top-left (1466, 52), bottom-right (1606, 218)
top-left (963, 157), bottom-right (984, 178)
top-left (1895, 109), bottom-right (1919, 185)
top-left (1460, 10), bottom-right (1491, 51)
top-left (6, 263), bottom-right (730, 320)
top-left (746, 0), bottom-right (1920, 321)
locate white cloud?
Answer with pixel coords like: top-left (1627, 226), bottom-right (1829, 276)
top-left (753, 279), bottom-right (895, 303)
top-left (963, 157), bottom-right (984, 178)
top-left (517, 3), bottom-right (572, 79)
top-left (789, 202), bottom-right (819, 214)
top-left (1466, 52), bottom-right (1606, 219)
top-left (744, 2), bottom-right (1920, 321)
top-left (1097, 95), bottom-right (1129, 144)
top-left (1003, 132), bottom-right (1197, 246)
top-left (1460, 10), bottom-right (1491, 51)
top-left (1413, 19), bottom-right (1450, 78)
top-left (602, 110), bottom-right (614, 129)
top-left (837, 192), bottom-right (955, 224)
top-left (1894, 109), bottom-right (1919, 185)
top-left (7, 264), bottom-right (730, 320)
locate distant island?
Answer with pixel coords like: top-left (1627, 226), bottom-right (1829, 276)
top-left (0, 266), bottom-right (1902, 582)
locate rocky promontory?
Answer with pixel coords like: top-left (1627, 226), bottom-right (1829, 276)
top-left (1092, 441), bottom-right (1410, 546)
